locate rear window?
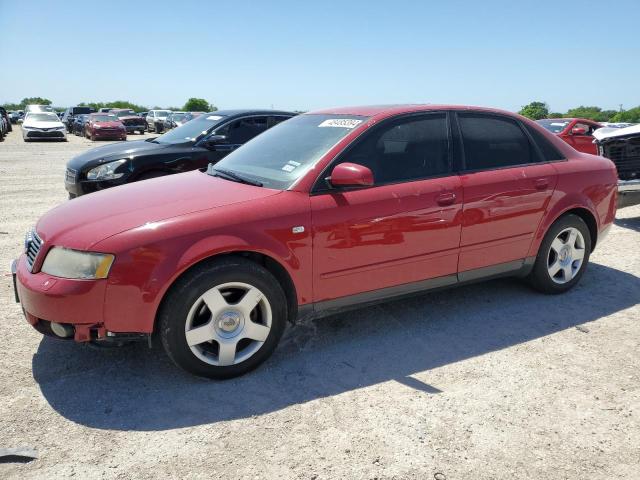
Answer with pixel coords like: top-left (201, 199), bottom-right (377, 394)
top-left (458, 114), bottom-right (534, 170)
top-left (525, 125), bottom-right (565, 161)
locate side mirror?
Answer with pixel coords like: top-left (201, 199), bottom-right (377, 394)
top-left (201, 135), bottom-right (227, 149)
top-left (327, 162), bottom-right (374, 188)
top-left (571, 127), bottom-right (587, 135)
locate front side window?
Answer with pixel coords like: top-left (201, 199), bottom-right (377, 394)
top-left (333, 113), bottom-right (450, 185)
top-left (217, 117), bottom-right (269, 144)
top-left (458, 114), bottom-right (534, 170)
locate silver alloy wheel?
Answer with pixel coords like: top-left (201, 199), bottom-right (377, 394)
top-left (547, 227), bottom-right (586, 284)
top-left (184, 282), bottom-right (272, 366)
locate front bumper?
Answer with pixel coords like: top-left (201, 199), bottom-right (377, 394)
top-left (618, 179), bottom-right (640, 209)
top-left (124, 125), bottom-right (145, 133)
top-left (91, 129), bottom-right (127, 139)
top-left (13, 254), bottom-right (109, 341)
top-left (24, 129), bottom-right (65, 139)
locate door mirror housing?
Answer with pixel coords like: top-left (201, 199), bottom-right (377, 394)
top-left (571, 127), bottom-right (587, 135)
top-left (327, 162), bottom-right (374, 188)
top-left (201, 134), bottom-right (227, 149)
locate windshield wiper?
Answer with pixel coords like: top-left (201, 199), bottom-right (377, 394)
top-left (210, 167), bottom-right (263, 187)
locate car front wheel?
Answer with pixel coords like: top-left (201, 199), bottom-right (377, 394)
top-left (528, 214), bottom-right (591, 294)
top-left (159, 257), bottom-right (288, 379)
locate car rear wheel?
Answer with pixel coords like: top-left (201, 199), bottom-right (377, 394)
top-left (528, 214), bottom-right (591, 294)
top-left (159, 257), bottom-right (287, 379)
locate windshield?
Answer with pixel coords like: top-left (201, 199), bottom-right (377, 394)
top-left (114, 110), bottom-right (135, 117)
top-left (172, 113), bottom-right (186, 121)
top-left (536, 119), bottom-right (571, 134)
top-left (72, 107), bottom-right (92, 114)
top-left (92, 115), bottom-right (118, 122)
top-left (211, 114), bottom-right (368, 190)
top-left (27, 113), bottom-right (60, 122)
top-left (154, 113), bottom-right (227, 144)
top-left (154, 110), bottom-right (171, 118)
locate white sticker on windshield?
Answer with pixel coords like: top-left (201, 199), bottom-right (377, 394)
top-left (318, 119), bottom-right (362, 129)
top-left (287, 160), bottom-right (301, 166)
top-left (282, 164), bottom-right (296, 172)
top-left (550, 122), bottom-right (567, 126)
top-left (207, 115), bottom-right (223, 121)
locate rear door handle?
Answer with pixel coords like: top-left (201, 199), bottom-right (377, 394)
top-left (436, 192), bottom-right (456, 206)
top-left (535, 179), bottom-right (549, 190)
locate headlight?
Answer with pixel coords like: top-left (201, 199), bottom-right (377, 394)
top-left (86, 159), bottom-right (127, 180)
top-left (94, 124), bottom-right (101, 129)
top-left (54, 126), bottom-right (66, 131)
top-left (41, 247), bottom-right (115, 279)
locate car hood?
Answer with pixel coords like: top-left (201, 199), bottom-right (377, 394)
top-left (66, 139), bottom-right (171, 169)
top-left (594, 124), bottom-right (640, 142)
top-left (24, 120), bottom-right (64, 129)
top-left (36, 170), bottom-right (281, 250)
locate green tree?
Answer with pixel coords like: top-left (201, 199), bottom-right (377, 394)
top-left (548, 112), bottom-right (564, 118)
top-left (564, 106), bottom-right (616, 122)
top-left (519, 101), bottom-right (549, 120)
top-left (21, 97), bottom-right (52, 106)
top-left (610, 106), bottom-right (640, 123)
top-left (183, 97), bottom-right (215, 112)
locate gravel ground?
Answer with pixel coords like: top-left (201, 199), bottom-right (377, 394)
top-left (1, 127), bottom-right (639, 479)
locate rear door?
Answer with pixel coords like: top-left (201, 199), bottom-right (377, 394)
top-left (310, 112), bottom-right (463, 302)
top-left (454, 112), bottom-right (558, 275)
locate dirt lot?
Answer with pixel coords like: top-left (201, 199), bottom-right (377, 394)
top-left (0, 127), bottom-right (639, 479)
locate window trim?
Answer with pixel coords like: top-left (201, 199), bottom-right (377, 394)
top-left (311, 110), bottom-right (454, 195)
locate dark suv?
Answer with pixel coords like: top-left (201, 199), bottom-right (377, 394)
top-left (65, 109), bottom-right (295, 197)
top-left (61, 106), bottom-right (94, 132)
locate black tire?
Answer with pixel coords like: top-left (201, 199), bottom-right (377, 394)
top-left (159, 257), bottom-right (288, 379)
top-left (528, 214), bottom-right (591, 294)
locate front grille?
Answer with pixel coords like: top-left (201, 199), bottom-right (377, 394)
top-left (65, 167), bottom-right (77, 184)
top-left (27, 130), bottom-right (64, 138)
top-left (25, 229), bottom-right (43, 272)
top-left (122, 118), bottom-right (144, 126)
top-left (602, 137), bottom-right (640, 181)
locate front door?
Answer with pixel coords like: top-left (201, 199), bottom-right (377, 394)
top-left (310, 112), bottom-right (463, 303)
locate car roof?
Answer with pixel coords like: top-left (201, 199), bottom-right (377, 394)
top-left (209, 109), bottom-right (296, 117)
top-left (306, 104), bottom-right (526, 120)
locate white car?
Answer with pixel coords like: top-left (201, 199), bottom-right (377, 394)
top-left (146, 109), bottom-right (172, 133)
top-left (22, 112), bottom-right (67, 142)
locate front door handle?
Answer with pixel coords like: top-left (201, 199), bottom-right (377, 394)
top-left (436, 192), bottom-right (456, 206)
top-left (535, 179), bottom-right (549, 190)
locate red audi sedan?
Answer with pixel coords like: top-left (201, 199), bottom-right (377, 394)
top-left (13, 105), bottom-right (618, 378)
top-left (84, 113), bottom-right (127, 141)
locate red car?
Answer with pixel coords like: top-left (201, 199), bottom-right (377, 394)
top-left (85, 113), bottom-right (127, 141)
top-left (13, 105), bottom-right (618, 378)
top-left (536, 118), bottom-right (602, 155)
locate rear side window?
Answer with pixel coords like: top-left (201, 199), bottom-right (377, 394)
top-left (458, 114), bottom-right (534, 170)
top-left (337, 113), bottom-right (450, 185)
top-left (524, 124), bottom-right (565, 161)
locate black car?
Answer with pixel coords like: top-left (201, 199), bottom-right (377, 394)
top-left (61, 106), bottom-right (94, 132)
top-left (65, 109), bottom-right (295, 197)
top-left (72, 114), bottom-right (90, 135)
top-left (0, 107), bottom-right (12, 134)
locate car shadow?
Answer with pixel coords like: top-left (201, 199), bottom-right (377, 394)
top-left (615, 215), bottom-right (640, 233)
top-left (33, 262), bottom-right (639, 431)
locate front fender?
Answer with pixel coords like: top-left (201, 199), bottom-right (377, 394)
top-left (95, 203), bottom-right (312, 333)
